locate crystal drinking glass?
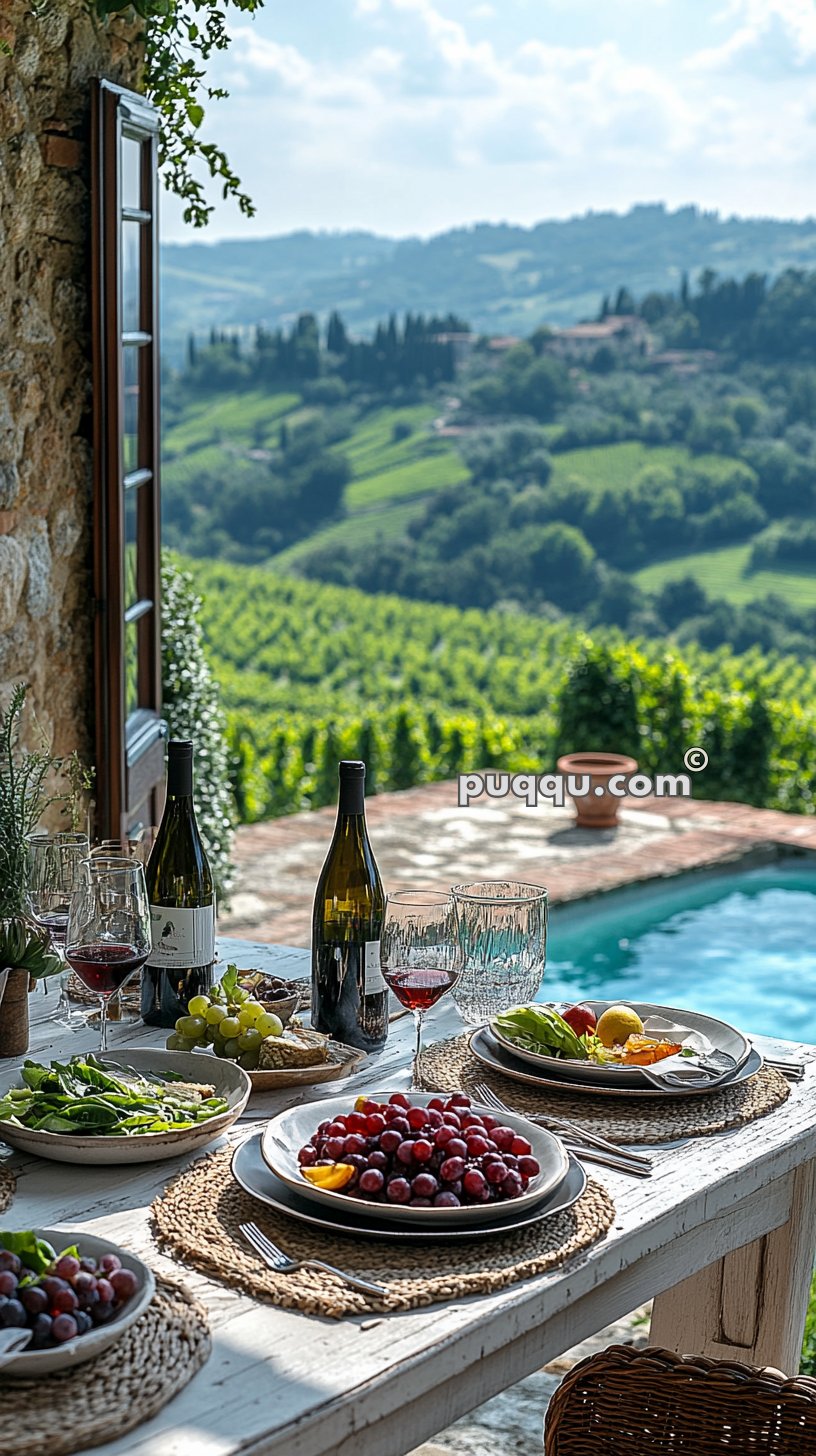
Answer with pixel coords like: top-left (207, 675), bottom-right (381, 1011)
top-left (381, 889), bottom-right (460, 1090)
top-left (65, 860), bottom-right (151, 1053)
top-left (26, 831), bottom-right (91, 1025)
top-left (450, 881), bottom-right (548, 1025)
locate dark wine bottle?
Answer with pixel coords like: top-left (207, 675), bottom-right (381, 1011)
top-left (140, 739), bottom-right (215, 1028)
top-left (311, 760), bottom-right (387, 1052)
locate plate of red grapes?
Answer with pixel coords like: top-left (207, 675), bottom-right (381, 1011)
top-left (260, 1091), bottom-right (569, 1227)
top-left (0, 1228), bottom-right (154, 1376)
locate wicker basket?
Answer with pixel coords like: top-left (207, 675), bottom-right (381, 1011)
top-left (544, 1344), bottom-right (816, 1454)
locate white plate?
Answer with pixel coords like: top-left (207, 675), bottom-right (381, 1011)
top-left (0, 1227), bottom-right (155, 1377)
top-left (260, 1089), bottom-right (569, 1227)
top-left (233, 1131), bottom-right (588, 1243)
top-left (472, 1028), bottom-right (764, 1099)
top-left (489, 1001), bottom-right (751, 1089)
top-left (0, 1050), bottom-right (251, 1163)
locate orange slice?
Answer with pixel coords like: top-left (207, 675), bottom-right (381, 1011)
top-left (301, 1163), bottom-right (356, 1191)
top-left (354, 1095), bottom-right (368, 1112)
top-left (619, 1034), bottom-right (682, 1066)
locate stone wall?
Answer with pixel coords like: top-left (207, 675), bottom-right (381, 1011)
top-left (0, 0), bottom-right (141, 770)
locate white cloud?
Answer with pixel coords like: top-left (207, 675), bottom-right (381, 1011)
top-left (687, 0), bottom-right (816, 69)
top-left (354, 0), bottom-right (382, 12)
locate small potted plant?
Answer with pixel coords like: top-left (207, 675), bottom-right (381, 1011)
top-left (0, 684), bottom-right (89, 1056)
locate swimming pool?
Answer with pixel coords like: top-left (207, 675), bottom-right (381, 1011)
top-left (540, 858), bottom-right (816, 1043)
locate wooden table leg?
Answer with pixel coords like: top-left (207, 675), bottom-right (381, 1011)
top-left (650, 1159), bottom-right (816, 1372)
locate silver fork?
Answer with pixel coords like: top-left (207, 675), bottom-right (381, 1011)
top-left (239, 1222), bottom-right (388, 1299)
top-left (473, 1082), bottom-right (652, 1170)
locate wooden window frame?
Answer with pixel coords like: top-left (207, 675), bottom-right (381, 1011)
top-left (91, 79), bottom-right (165, 843)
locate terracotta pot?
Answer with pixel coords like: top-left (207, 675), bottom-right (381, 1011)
top-left (0, 967), bottom-right (30, 1057)
top-left (556, 751), bottom-right (639, 829)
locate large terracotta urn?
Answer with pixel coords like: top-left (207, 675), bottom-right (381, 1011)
top-left (556, 751), bottom-right (639, 829)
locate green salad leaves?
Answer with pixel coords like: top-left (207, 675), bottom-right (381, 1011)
top-left (0, 1056), bottom-right (229, 1136)
top-left (493, 1005), bottom-right (589, 1061)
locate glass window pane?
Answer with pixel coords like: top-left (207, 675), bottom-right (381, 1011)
top-left (122, 221), bottom-right (141, 334)
top-left (124, 486), bottom-right (138, 610)
top-left (121, 135), bottom-right (142, 211)
top-left (123, 345), bottom-right (140, 474)
top-left (125, 617), bottom-right (139, 719)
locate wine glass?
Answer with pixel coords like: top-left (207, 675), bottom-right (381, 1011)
top-left (450, 881), bottom-right (548, 1025)
top-left (65, 860), bottom-right (151, 1053)
top-left (381, 889), bottom-right (459, 1090)
top-left (26, 832), bottom-right (90, 1025)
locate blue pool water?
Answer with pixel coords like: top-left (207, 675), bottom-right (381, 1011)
top-left (539, 861), bottom-right (816, 1043)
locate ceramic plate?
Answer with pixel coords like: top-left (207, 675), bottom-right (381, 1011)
top-left (489, 1001), bottom-right (751, 1089)
top-left (0, 1050), bottom-right (250, 1163)
top-left (260, 1089), bottom-right (568, 1227)
top-left (471, 1026), bottom-right (764, 1099)
top-left (0, 1228), bottom-right (154, 1377)
top-left (233, 1131), bottom-right (586, 1243)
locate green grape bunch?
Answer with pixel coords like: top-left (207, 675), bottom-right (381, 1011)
top-left (165, 963), bottom-right (283, 1070)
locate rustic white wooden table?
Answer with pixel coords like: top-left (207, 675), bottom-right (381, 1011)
top-left (5, 938), bottom-right (816, 1456)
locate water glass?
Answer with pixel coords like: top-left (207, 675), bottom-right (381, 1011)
top-left (450, 881), bottom-right (548, 1025)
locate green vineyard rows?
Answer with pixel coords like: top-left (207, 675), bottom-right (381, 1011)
top-left (183, 556), bottom-right (816, 823)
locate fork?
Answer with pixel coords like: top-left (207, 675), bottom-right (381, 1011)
top-left (239, 1222), bottom-right (388, 1299)
top-left (473, 1083), bottom-right (652, 1170)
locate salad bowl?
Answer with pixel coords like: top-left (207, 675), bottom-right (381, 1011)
top-left (0, 1049), bottom-right (250, 1163)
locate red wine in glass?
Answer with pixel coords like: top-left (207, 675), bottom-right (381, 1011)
top-left (66, 943), bottom-right (148, 997)
top-left (383, 966), bottom-right (458, 1013)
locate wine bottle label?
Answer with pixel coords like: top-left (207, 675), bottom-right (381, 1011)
top-left (148, 905), bottom-right (215, 970)
top-left (364, 939), bottom-right (385, 995)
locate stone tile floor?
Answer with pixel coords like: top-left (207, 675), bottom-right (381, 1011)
top-left (221, 779), bottom-right (816, 947)
top-left (221, 782), bottom-right (816, 1453)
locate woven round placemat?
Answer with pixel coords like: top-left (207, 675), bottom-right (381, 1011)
top-left (152, 1144), bottom-right (615, 1320)
top-left (0, 1276), bottom-right (210, 1456)
top-left (419, 1033), bottom-right (790, 1144)
top-left (0, 1163), bottom-right (15, 1211)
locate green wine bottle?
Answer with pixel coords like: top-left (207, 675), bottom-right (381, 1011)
top-left (311, 760), bottom-right (388, 1052)
top-left (141, 739), bottom-right (215, 1028)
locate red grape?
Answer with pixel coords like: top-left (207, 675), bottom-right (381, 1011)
top-left (427, 1097), bottom-right (445, 1111)
top-left (298, 1146), bottom-right (317, 1166)
top-left (511, 1135), bottom-right (533, 1157)
top-left (109, 1268), bottom-right (138, 1301)
top-left (446, 1138), bottom-right (468, 1159)
top-left (424, 1108), bottom-right (443, 1128)
top-left (462, 1169), bottom-right (487, 1197)
top-left (433, 1125), bottom-right (456, 1148)
top-left (412, 1139), bottom-right (433, 1163)
top-left (366, 1113), bottom-right (386, 1135)
top-left (55, 1255), bottom-right (81, 1281)
top-left (465, 1135), bottom-right (489, 1158)
top-left (30, 1313), bottom-right (52, 1347)
top-left (0, 1252), bottom-right (21, 1274)
top-left (325, 1137), bottom-right (345, 1160)
top-left (396, 1141), bottom-right (416, 1165)
top-left (448, 1094), bottom-right (471, 1108)
top-left (52, 1287), bottom-right (79, 1314)
top-left (439, 1155), bottom-right (465, 1182)
top-left (407, 1106), bottom-right (427, 1131)
top-left (342, 1134), bottom-right (366, 1156)
top-left (0, 1299), bottom-right (26, 1328)
top-left (518, 1155), bottom-right (541, 1179)
top-left (486, 1161), bottom-right (509, 1185)
top-left (390, 1116), bottom-right (411, 1137)
top-left (379, 1128), bottom-right (402, 1154)
top-left (388, 1093), bottom-right (411, 1109)
top-left (386, 1177), bottom-right (411, 1204)
top-left (358, 1169), bottom-right (385, 1195)
top-left (20, 1285), bottom-right (48, 1316)
top-left (0, 1271), bottom-right (17, 1297)
top-left (98, 1254), bottom-right (122, 1276)
top-left (433, 1191), bottom-right (461, 1208)
top-left (409, 1197), bottom-right (431, 1207)
top-left (503, 1170), bottom-right (523, 1197)
top-left (347, 1112), bottom-right (368, 1134)
top-left (368, 1150), bottom-right (388, 1171)
top-left (79, 1257), bottom-right (97, 1273)
top-left (41, 1276), bottom-right (69, 1302)
top-left (411, 1172), bottom-right (438, 1199)
top-left (493, 1126), bottom-right (515, 1151)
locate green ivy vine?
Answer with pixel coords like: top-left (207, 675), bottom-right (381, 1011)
top-left (89, 0), bottom-right (264, 227)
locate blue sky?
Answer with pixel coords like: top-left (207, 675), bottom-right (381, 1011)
top-left (161, 0), bottom-right (816, 242)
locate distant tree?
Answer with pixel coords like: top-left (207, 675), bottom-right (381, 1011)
top-left (326, 311), bottom-right (348, 355)
top-left (613, 286), bottom-right (635, 315)
top-left (656, 576), bottom-right (709, 630)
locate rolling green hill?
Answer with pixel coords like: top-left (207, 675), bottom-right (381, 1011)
top-left (636, 545), bottom-right (816, 608)
top-left (160, 204), bottom-right (816, 365)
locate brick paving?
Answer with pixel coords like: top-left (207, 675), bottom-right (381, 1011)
top-left (220, 781), bottom-right (816, 945)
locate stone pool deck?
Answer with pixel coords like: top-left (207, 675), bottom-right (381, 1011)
top-left (221, 785), bottom-right (816, 1455)
top-left (221, 781), bottom-right (816, 946)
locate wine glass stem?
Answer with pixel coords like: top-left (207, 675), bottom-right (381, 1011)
top-left (411, 1008), bottom-right (424, 1091)
top-left (98, 996), bottom-right (109, 1054)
